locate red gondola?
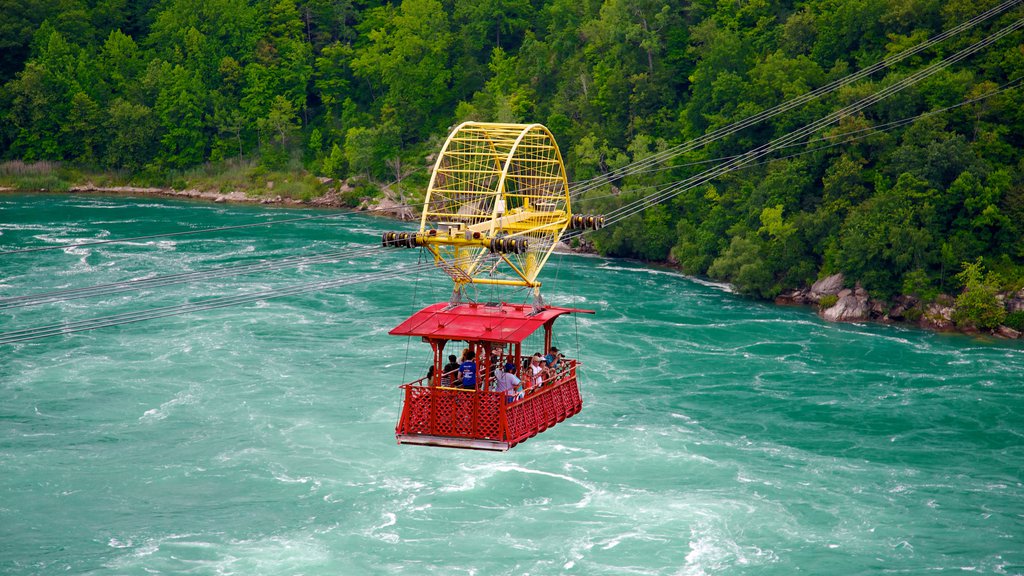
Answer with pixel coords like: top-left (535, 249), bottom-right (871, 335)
top-left (390, 302), bottom-right (593, 451)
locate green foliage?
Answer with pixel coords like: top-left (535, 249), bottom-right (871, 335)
top-left (321, 143), bottom-right (346, 180)
top-left (901, 268), bottom-right (938, 302)
top-left (1004, 311), bottom-right (1024, 332)
top-left (818, 294), bottom-right (838, 309)
top-left (951, 258), bottom-right (1006, 330)
top-left (0, 0), bottom-right (1021, 310)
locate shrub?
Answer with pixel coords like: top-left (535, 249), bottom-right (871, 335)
top-left (952, 258), bottom-right (1006, 330)
top-left (1004, 311), bottom-right (1024, 331)
top-left (818, 294), bottom-right (838, 309)
top-left (904, 306), bottom-right (923, 322)
top-left (902, 268), bottom-right (938, 301)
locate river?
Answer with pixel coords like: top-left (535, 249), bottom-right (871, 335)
top-left (2, 193), bottom-right (1022, 575)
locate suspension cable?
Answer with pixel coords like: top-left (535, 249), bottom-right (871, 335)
top-left (574, 15), bottom-right (1024, 231)
top-left (567, 0), bottom-right (1024, 197)
top-left (0, 243), bottom-right (387, 310)
top-left (0, 201), bottom-right (422, 257)
top-left (572, 75), bottom-right (1023, 206)
top-left (0, 255), bottom-right (477, 345)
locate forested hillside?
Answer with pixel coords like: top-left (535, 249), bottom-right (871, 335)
top-left (2, 0), bottom-right (1023, 324)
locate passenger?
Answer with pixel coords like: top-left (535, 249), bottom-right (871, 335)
top-left (492, 362), bottom-right (522, 403)
top-left (544, 346), bottom-right (562, 371)
top-left (459, 350), bottom-right (477, 390)
top-left (441, 354), bottom-right (459, 387)
top-left (427, 364), bottom-right (435, 383)
top-left (529, 353), bottom-right (546, 388)
top-left (461, 347), bottom-right (471, 362)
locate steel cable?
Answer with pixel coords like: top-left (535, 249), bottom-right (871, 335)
top-left (0, 255), bottom-right (480, 344)
top-left (0, 201), bottom-right (422, 257)
top-left (0, 244), bottom-right (388, 310)
top-left (578, 16), bottom-right (1024, 230)
top-left (567, 0), bottom-right (1024, 197)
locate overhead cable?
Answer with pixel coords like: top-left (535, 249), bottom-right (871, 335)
top-left (0, 256), bottom-right (478, 344)
top-left (0, 201), bottom-right (420, 257)
top-left (568, 0), bottom-right (1024, 197)
top-left (0, 244), bottom-right (386, 310)
top-left (572, 15), bottom-right (1024, 231)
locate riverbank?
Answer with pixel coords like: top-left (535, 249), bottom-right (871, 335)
top-left (776, 273), bottom-right (1024, 340)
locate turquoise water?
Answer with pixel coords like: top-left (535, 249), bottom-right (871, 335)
top-left (2, 193), bottom-right (1022, 575)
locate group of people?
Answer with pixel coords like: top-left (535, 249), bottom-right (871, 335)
top-left (431, 346), bottom-right (567, 403)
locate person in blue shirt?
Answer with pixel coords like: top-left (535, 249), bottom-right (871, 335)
top-left (459, 350), bottom-right (477, 389)
top-left (544, 346), bottom-right (562, 371)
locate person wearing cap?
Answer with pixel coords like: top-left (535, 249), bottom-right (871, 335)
top-left (529, 353), bottom-right (546, 388)
top-left (493, 362), bottom-right (522, 402)
top-left (544, 346), bottom-right (562, 371)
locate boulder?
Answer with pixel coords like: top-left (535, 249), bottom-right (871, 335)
top-left (996, 325), bottom-right (1021, 339)
top-left (870, 299), bottom-right (887, 318)
top-left (920, 302), bottom-right (955, 331)
top-left (1006, 297), bottom-right (1024, 314)
top-left (822, 293), bottom-right (870, 322)
top-left (776, 288), bottom-right (811, 305)
top-left (810, 273), bottom-right (845, 303)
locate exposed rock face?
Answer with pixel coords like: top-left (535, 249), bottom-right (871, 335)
top-left (996, 325), bottom-right (1022, 339)
top-left (367, 197), bottom-right (415, 220)
top-left (920, 302), bottom-right (955, 331)
top-left (1007, 296), bottom-right (1024, 314)
top-left (887, 295), bottom-right (919, 321)
top-left (870, 299), bottom-right (887, 318)
top-left (822, 289), bottom-right (870, 322)
top-left (809, 273), bottom-right (844, 303)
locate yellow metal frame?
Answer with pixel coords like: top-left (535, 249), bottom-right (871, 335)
top-left (419, 122), bottom-right (572, 290)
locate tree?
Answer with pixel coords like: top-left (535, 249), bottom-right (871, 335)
top-left (350, 0), bottom-right (452, 140)
top-left (154, 64), bottom-right (208, 168)
top-left (834, 173), bottom-right (940, 296)
top-left (62, 91), bottom-right (102, 163)
top-left (320, 142), bottom-right (346, 179)
top-left (104, 98), bottom-right (157, 170)
top-left (952, 258), bottom-right (1006, 330)
top-left (344, 124), bottom-right (399, 180)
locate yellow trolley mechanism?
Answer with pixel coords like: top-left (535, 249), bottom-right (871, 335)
top-left (386, 122), bottom-right (571, 305)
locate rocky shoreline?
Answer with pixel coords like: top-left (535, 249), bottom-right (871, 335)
top-left (776, 273), bottom-right (1023, 340)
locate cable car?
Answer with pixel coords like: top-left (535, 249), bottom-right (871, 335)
top-left (382, 122), bottom-right (603, 450)
top-left (390, 301), bottom-right (592, 451)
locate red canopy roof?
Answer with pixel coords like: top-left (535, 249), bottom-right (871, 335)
top-left (390, 302), bottom-right (594, 343)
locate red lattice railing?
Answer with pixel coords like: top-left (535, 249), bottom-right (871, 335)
top-left (397, 361), bottom-right (583, 448)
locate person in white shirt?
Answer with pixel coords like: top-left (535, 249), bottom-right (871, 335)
top-left (530, 353), bottom-right (546, 388)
